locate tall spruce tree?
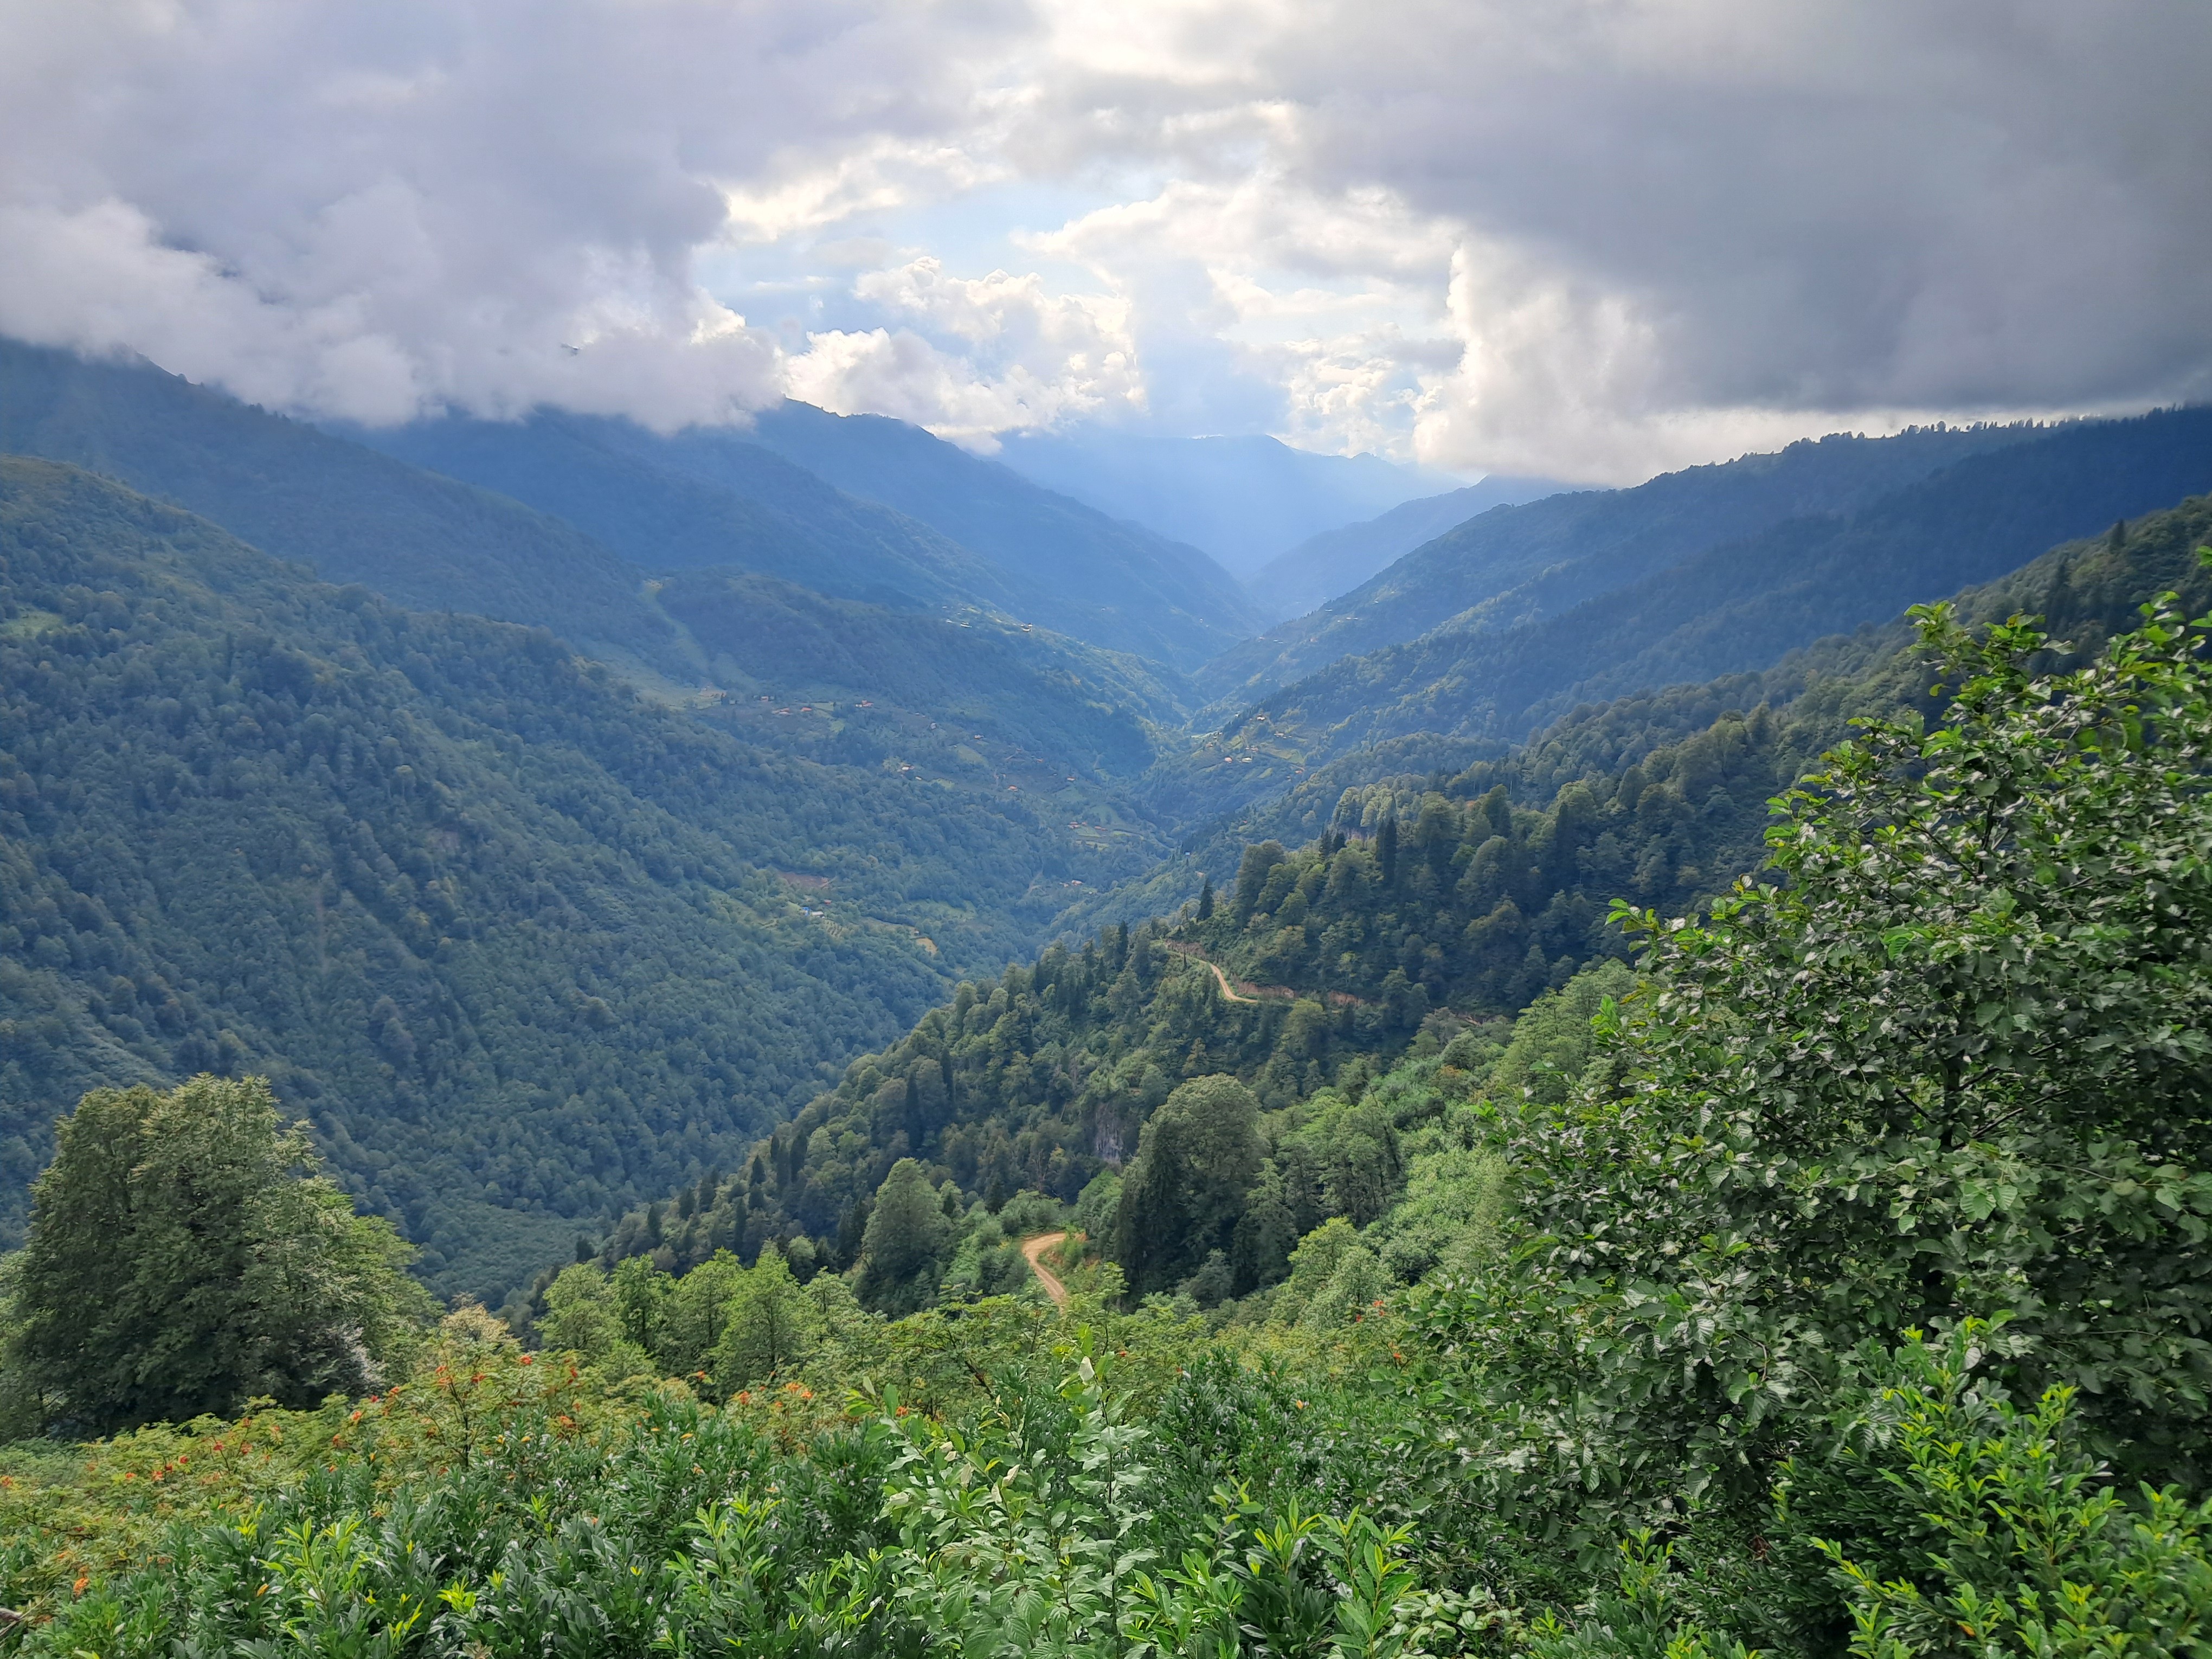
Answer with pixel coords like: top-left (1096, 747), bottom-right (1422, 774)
top-left (855, 1159), bottom-right (950, 1315)
top-left (1114, 1074), bottom-right (1264, 1296)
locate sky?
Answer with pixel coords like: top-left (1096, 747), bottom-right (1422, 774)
top-left (1, 0), bottom-right (2206, 484)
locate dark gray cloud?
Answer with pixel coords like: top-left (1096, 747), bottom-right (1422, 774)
top-left (1, 0), bottom-right (2202, 477)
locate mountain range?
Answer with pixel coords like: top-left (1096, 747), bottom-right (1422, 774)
top-left (2, 330), bottom-right (2208, 1307)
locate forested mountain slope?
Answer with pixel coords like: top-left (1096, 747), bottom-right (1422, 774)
top-left (1162, 407), bottom-right (2212, 826)
top-left (734, 402), bottom-right (1261, 664)
top-left (1168, 494), bottom-right (2212, 1009)
top-left (0, 342), bottom-right (1194, 788)
top-left (353, 411), bottom-right (1026, 622)
top-left (0, 458), bottom-right (1176, 1297)
top-left (1245, 473), bottom-right (1565, 622)
top-left (1198, 420), bottom-right (2046, 709)
top-left (0, 341), bottom-right (680, 668)
top-left (576, 493), bottom-right (2212, 1319)
top-left (653, 570), bottom-right (1182, 781)
top-left (358, 407), bottom-right (1257, 670)
top-left (567, 912), bottom-right (1434, 1310)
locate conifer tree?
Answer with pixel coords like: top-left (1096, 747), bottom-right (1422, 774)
top-left (1114, 1074), bottom-right (1263, 1295)
top-left (855, 1159), bottom-right (950, 1315)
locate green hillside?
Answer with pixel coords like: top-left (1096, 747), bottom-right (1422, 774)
top-left (1163, 494), bottom-right (2212, 1008)
top-left (17, 551), bottom-right (2212, 1656)
top-left (0, 458), bottom-right (1176, 1297)
top-left (653, 569), bottom-right (1182, 776)
top-left (351, 411), bottom-right (1032, 622)
top-left (1159, 407), bottom-right (2212, 827)
top-left (570, 914), bottom-right (1430, 1294)
top-left (1196, 419), bottom-right (2045, 710)
top-left (360, 407), bottom-right (1259, 670)
top-left (0, 341), bottom-right (681, 668)
top-left (575, 496), bottom-right (2212, 1318)
top-left (738, 401), bottom-right (1261, 664)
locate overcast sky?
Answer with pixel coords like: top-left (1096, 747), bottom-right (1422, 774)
top-left (3, 0), bottom-right (2205, 481)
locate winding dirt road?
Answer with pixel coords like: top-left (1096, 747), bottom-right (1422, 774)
top-left (1022, 1231), bottom-right (1071, 1306)
top-left (1199, 958), bottom-right (1261, 1004)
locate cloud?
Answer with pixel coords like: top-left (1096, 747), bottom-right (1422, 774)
top-left (0, 0), bottom-right (1025, 427)
top-left (782, 256), bottom-right (1143, 446)
top-left (2, 0), bottom-right (2204, 477)
top-left (1234, 0), bottom-right (2212, 473)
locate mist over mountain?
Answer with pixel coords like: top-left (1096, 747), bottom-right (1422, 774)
top-left (996, 428), bottom-right (1458, 576)
top-left (0, 340), bottom-right (684, 669)
top-left (1245, 474), bottom-right (1570, 622)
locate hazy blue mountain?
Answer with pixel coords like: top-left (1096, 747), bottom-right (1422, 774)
top-left (996, 428), bottom-right (1455, 575)
top-left (1194, 422), bottom-right (2056, 712)
top-left (351, 409), bottom-right (1027, 620)
top-left (730, 402), bottom-right (1261, 664)
top-left (1245, 475), bottom-right (1568, 621)
top-left (1154, 407), bottom-right (2212, 827)
top-left (0, 340), bottom-right (681, 668)
top-left (358, 409), bottom-right (1255, 670)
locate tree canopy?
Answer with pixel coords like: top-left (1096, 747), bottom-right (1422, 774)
top-left (4, 1075), bottom-right (433, 1435)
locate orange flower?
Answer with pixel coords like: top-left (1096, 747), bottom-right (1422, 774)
top-left (73, 1576), bottom-right (89, 1596)
top-left (518, 1354), bottom-right (534, 1365)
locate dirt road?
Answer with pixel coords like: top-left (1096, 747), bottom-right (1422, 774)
top-left (1023, 1231), bottom-right (1071, 1306)
top-left (1163, 941), bottom-right (1263, 1004)
top-left (1199, 958), bottom-right (1261, 1004)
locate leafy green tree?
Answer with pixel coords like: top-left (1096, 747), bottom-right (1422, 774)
top-left (856, 1159), bottom-right (950, 1315)
top-left (712, 1246), bottom-right (820, 1389)
top-left (660, 1249), bottom-right (748, 1379)
top-left (4, 1075), bottom-right (432, 1433)
top-left (535, 1263), bottom-right (631, 1362)
top-left (1114, 1075), bottom-right (1263, 1295)
top-left (1459, 582), bottom-right (2212, 1528)
top-left (608, 1255), bottom-right (671, 1355)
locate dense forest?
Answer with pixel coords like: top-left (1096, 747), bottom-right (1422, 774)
top-left (1158, 409), bottom-right (2212, 827)
top-left (1174, 497), bottom-right (2212, 1008)
top-left (557, 503), bottom-right (2212, 1330)
top-left (7, 568), bottom-right (2209, 1657)
top-left (0, 456), bottom-right (1174, 1295)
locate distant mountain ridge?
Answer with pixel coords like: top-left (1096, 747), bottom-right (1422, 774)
top-left (1245, 475), bottom-right (1569, 622)
top-left (362, 407), bottom-right (1258, 670)
top-left (736, 402), bottom-right (1259, 666)
top-left (1151, 407), bottom-right (2212, 829)
top-left (1196, 421), bottom-right (2054, 713)
top-left (998, 428), bottom-right (1453, 575)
